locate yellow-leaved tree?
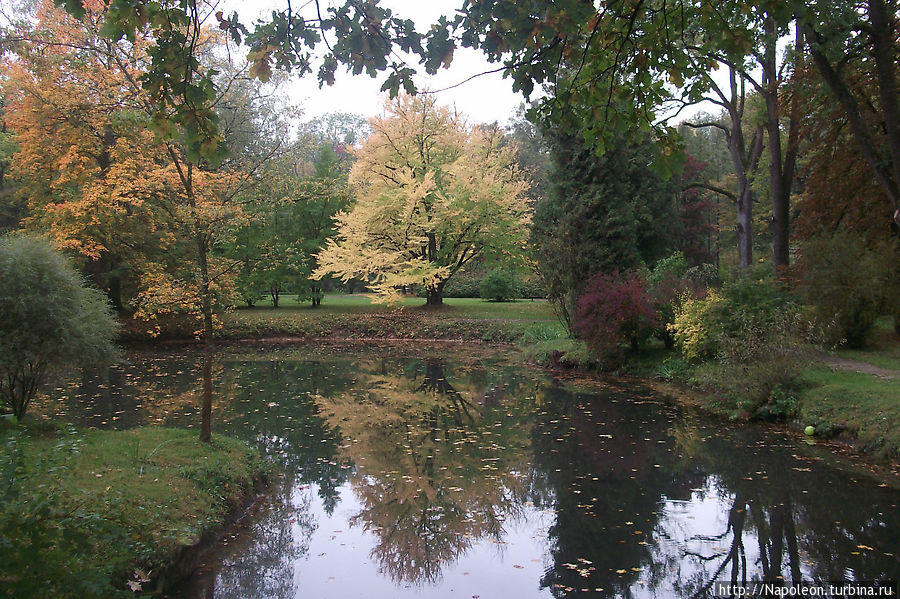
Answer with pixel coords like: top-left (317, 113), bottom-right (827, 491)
top-left (314, 94), bottom-right (531, 306)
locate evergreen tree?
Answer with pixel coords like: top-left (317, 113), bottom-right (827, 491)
top-left (531, 132), bottom-right (679, 330)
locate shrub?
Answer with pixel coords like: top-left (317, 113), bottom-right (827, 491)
top-left (673, 276), bottom-right (806, 420)
top-left (672, 276), bottom-right (791, 363)
top-left (574, 271), bottom-right (656, 363)
top-left (479, 267), bottom-right (521, 302)
top-left (0, 236), bottom-right (119, 419)
top-left (793, 233), bottom-right (895, 348)
top-left (0, 427), bottom-right (128, 597)
top-left (646, 252), bottom-right (707, 348)
top-left (519, 273), bottom-right (547, 299)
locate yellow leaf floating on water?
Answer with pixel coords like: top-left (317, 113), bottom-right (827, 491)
top-left (857, 545), bottom-right (875, 551)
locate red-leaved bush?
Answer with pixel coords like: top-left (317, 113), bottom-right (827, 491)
top-left (575, 271), bottom-right (657, 360)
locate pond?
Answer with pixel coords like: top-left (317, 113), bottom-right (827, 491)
top-left (44, 344), bottom-right (899, 598)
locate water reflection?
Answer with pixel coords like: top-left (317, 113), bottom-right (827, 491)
top-left (314, 357), bottom-right (534, 585)
top-left (39, 347), bottom-right (900, 598)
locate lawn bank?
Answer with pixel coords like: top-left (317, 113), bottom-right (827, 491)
top-left (121, 295), bottom-right (565, 345)
top-left (0, 425), bottom-right (269, 597)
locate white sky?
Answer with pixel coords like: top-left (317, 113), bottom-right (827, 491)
top-left (230, 0), bottom-right (525, 126)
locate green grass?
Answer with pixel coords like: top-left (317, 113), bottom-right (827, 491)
top-left (0, 425), bottom-right (267, 597)
top-left (236, 294), bottom-right (557, 319)
top-left (220, 294), bottom-right (559, 343)
top-left (797, 365), bottom-right (900, 460)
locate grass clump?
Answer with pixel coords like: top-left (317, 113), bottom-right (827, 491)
top-left (0, 425), bottom-right (267, 597)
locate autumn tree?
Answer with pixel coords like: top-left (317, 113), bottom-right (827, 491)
top-left (314, 94), bottom-right (531, 306)
top-left (3, 0), bottom-right (287, 441)
top-left (794, 62), bottom-right (900, 335)
top-left (798, 0), bottom-right (900, 230)
top-left (1, 1), bottom-right (184, 310)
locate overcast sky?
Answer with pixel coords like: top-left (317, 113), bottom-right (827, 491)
top-left (229, 0), bottom-right (524, 126)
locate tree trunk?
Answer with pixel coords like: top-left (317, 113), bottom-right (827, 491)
top-left (426, 282), bottom-right (444, 307)
top-left (763, 16), bottom-right (801, 273)
top-left (868, 0), bottom-right (900, 226)
top-left (736, 185), bottom-right (754, 269)
top-left (107, 273), bottom-right (123, 312)
top-left (721, 67), bottom-right (764, 270)
top-left (199, 344), bottom-right (213, 443)
top-left (196, 223), bottom-right (214, 443)
top-left (173, 154), bottom-right (216, 444)
top-left (802, 2), bottom-right (900, 226)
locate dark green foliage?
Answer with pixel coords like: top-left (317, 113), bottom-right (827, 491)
top-left (531, 133), bottom-right (679, 331)
top-left (0, 427), bottom-right (128, 598)
top-left (443, 268), bottom-right (484, 298)
top-left (0, 235), bottom-right (118, 419)
top-left (793, 233), bottom-right (897, 348)
top-left (479, 267), bottom-right (521, 302)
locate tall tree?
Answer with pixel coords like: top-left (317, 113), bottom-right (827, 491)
top-left (531, 131), bottom-right (680, 331)
top-left (4, 0), bottom-right (284, 441)
top-left (454, 1), bottom-right (803, 270)
top-left (314, 94), bottom-right (531, 306)
top-left (226, 140), bottom-right (352, 308)
top-left (798, 0), bottom-right (900, 230)
top-left (2, 0), bottom-right (182, 309)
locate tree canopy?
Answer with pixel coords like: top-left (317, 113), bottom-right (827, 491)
top-left (314, 94), bottom-right (531, 305)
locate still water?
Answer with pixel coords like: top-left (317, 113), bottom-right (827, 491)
top-left (45, 344), bottom-right (899, 598)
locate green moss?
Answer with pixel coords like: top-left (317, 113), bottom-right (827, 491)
top-left (0, 425), bottom-right (268, 597)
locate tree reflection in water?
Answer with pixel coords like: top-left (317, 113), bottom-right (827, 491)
top-left (193, 481), bottom-right (313, 598)
top-left (316, 358), bottom-right (535, 585)
top-left (664, 420), bottom-right (900, 596)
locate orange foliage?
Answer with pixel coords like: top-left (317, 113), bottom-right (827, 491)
top-left (2, 0), bottom-right (246, 331)
top-left (794, 65), bottom-right (897, 243)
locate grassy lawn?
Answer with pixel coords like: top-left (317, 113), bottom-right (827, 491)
top-left (221, 294), bottom-right (563, 343)
top-left (0, 425), bottom-right (267, 597)
top-left (797, 365), bottom-right (900, 460)
top-left (235, 294), bottom-right (557, 319)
